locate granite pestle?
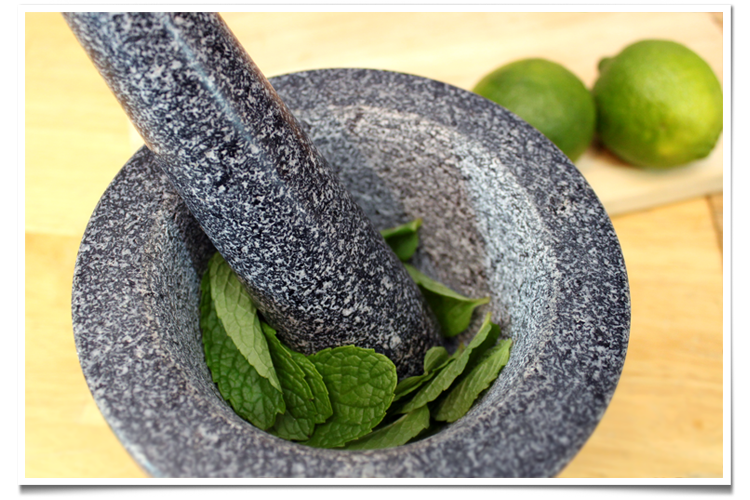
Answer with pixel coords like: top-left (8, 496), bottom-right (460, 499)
top-left (63, 12), bottom-right (442, 378)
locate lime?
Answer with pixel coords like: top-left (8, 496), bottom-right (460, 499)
top-left (473, 58), bottom-right (596, 161)
top-left (592, 39), bottom-right (723, 169)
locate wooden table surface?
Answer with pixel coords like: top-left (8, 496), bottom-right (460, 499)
top-left (24, 11), bottom-right (724, 479)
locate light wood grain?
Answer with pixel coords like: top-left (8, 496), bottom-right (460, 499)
top-left (25, 12), bottom-right (132, 238)
top-left (708, 193), bottom-right (724, 252)
top-left (24, 11), bottom-right (724, 479)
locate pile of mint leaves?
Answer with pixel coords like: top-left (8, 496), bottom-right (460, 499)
top-left (200, 219), bottom-right (512, 450)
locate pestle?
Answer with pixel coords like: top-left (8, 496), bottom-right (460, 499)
top-left (63, 12), bottom-right (442, 379)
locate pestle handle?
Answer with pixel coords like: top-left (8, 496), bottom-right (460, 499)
top-left (63, 12), bottom-right (441, 378)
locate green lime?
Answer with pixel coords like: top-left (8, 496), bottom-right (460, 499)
top-left (593, 39), bottom-right (723, 169)
top-left (473, 58), bottom-right (596, 161)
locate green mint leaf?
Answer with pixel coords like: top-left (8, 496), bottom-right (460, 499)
top-left (343, 405), bottom-right (430, 450)
top-left (393, 374), bottom-right (432, 403)
top-left (303, 346), bottom-right (397, 448)
top-left (404, 264), bottom-right (489, 337)
top-left (262, 323), bottom-right (318, 441)
top-left (261, 322), bottom-right (333, 424)
top-left (434, 339), bottom-right (512, 423)
top-left (399, 312), bottom-right (494, 413)
top-left (380, 218), bottom-right (422, 261)
top-left (208, 253), bottom-right (281, 391)
top-left (392, 346), bottom-right (452, 403)
top-left (423, 346), bottom-right (452, 372)
top-left (289, 350), bottom-right (333, 424)
top-left (465, 321), bottom-right (502, 372)
top-left (200, 272), bottom-right (285, 430)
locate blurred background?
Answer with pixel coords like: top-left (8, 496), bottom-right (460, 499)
top-left (25, 11), bottom-right (724, 478)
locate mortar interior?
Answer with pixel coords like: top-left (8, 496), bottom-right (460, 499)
top-left (150, 96), bottom-right (549, 445)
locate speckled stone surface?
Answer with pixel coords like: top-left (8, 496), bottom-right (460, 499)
top-left (64, 12), bottom-right (440, 378)
top-left (72, 67), bottom-right (630, 477)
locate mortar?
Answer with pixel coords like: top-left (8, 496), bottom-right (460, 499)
top-left (72, 66), bottom-right (630, 477)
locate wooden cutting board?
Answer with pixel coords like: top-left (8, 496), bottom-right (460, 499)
top-left (576, 135), bottom-right (723, 216)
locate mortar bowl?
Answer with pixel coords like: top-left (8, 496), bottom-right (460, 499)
top-left (71, 68), bottom-right (630, 478)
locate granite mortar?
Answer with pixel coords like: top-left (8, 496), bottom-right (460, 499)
top-left (71, 68), bottom-right (630, 477)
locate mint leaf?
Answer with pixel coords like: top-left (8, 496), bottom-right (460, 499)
top-left (288, 350), bottom-right (332, 424)
top-left (404, 264), bottom-right (489, 337)
top-left (303, 346), bottom-right (397, 448)
top-left (393, 346), bottom-right (452, 402)
top-left (262, 323), bottom-right (318, 441)
top-left (380, 218), bottom-right (422, 261)
top-left (393, 374), bottom-right (431, 404)
top-left (399, 312), bottom-right (494, 413)
top-left (424, 346), bottom-right (452, 372)
top-left (208, 253), bottom-right (281, 391)
top-left (434, 339), bottom-right (512, 422)
top-left (343, 405), bottom-right (430, 450)
top-left (465, 320), bottom-right (502, 371)
top-left (200, 272), bottom-right (285, 430)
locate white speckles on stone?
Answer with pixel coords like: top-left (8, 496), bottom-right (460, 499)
top-left (381, 276), bottom-right (393, 290)
top-left (291, 462), bottom-right (305, 476)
